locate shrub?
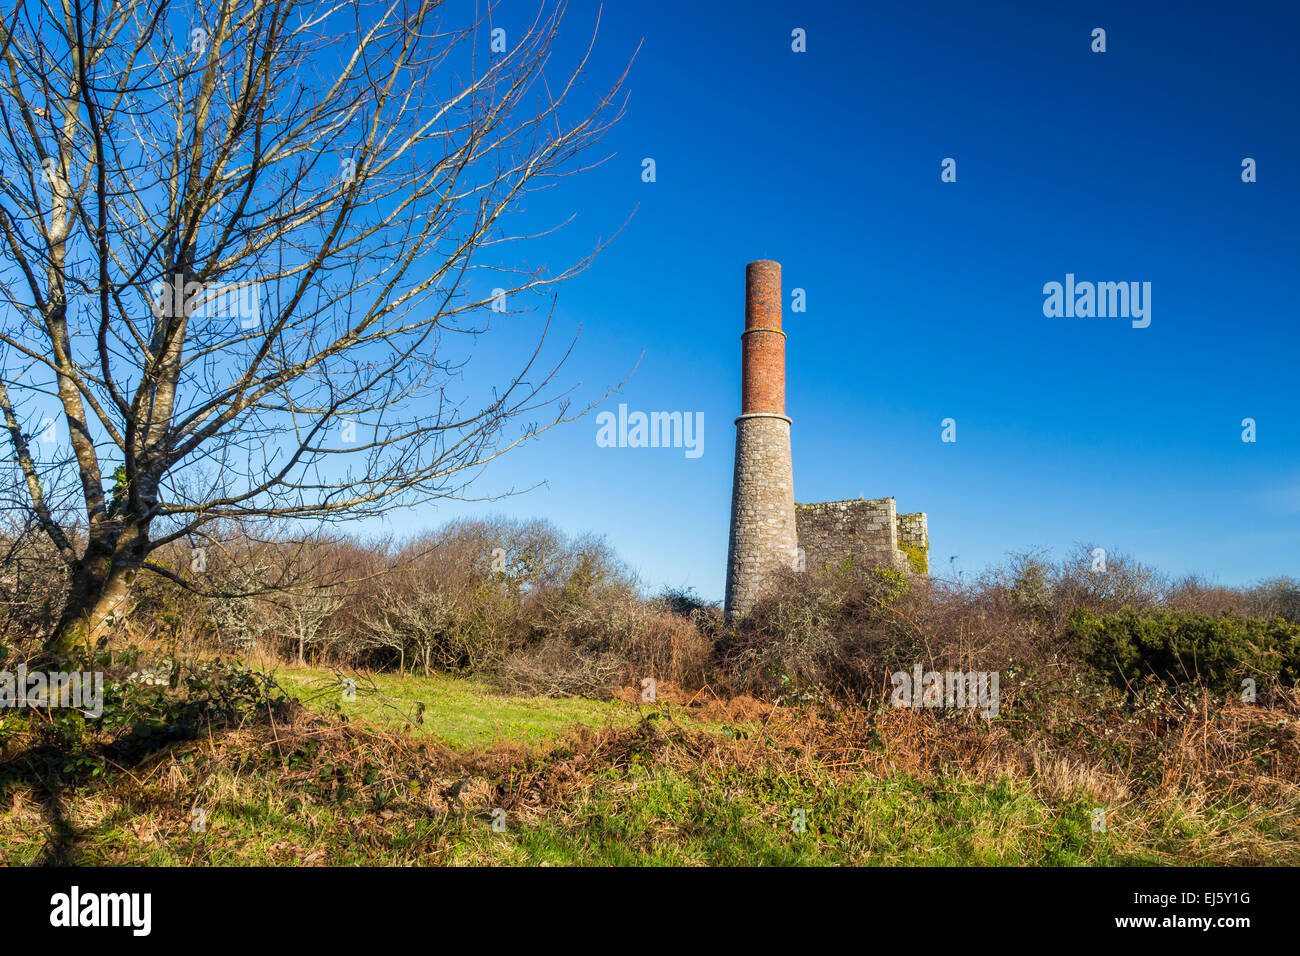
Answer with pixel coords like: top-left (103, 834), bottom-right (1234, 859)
top-left (492, 641), bottom-right (626, 697)
top-left (1052, 544), bottom-right (1162, 615)
top-left (359, 581), bottom-right (508, 674)
top-left (1253, 578), bottom-right (1300, 624)
top-left (0, 532), bottom-right (69, 642)
top-left (1164, 575), bottom-right (1256, 617)
top-left (1068, 607), bottom-right (1300, 694)
top-left (995, 551), bottom-right (1054, 622)
top-left (0, 647), bottom-right (290, 789)
top-left (722, 564), bottom-right (921, 703)
top-left (499, 572), bottom-right (714, 697)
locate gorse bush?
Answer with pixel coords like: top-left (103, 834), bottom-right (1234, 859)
top-left (1068, 607), bottom-right (1300, 694)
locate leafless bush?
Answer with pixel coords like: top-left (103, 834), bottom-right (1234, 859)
top-left (164, 534), bottom-right (343, 660)
top-left (1165, 574), bottom-right (1256, 617)
top-left (722, 564), bottom-right (926, 703)
top-left (1251, 578), bottom-right (1300, 623)
top-left (0, 527), bottom-right (69, 646)
top-left (493, 540), bottom-right (714, 695)
top-left (358, 582), bottom-right (505, 675)
top-left (1050, 544), bottom-right (1163, 615)
top-left (493, 641), bottom-right (627, 698)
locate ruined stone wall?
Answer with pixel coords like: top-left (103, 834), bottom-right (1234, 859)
top-left (795, 498), bottom-right (912, 574)
top-left (896, 512), bottom-right (930, 573)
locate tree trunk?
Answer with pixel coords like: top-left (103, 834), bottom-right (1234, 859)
top-left (47, 563), bottom-right (139, 654)
top-left (46, 526), bottom-right (147, 655)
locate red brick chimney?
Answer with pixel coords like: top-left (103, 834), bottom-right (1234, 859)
top-left (742, 260), bottom-right (785, 415)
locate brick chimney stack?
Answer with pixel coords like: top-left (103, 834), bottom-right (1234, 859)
top-left (725, 261), bottom-right (798, 619)
top-left (741, 260), bottom-right (785, 416)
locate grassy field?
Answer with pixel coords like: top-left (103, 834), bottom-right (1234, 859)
top-left (2, 665), bottom-right (1297, 866)
top-left (270, 666), bottom-right (640, 748)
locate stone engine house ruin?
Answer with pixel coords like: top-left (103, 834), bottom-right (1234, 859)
top-left (724, 260), bottom-right (929, 619)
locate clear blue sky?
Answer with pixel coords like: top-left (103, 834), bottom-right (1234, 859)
top-left (409, 0), bottom-right (1299, 600)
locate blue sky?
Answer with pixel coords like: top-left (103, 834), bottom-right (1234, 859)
top-left (410, 0), bottom-right (1299, 599)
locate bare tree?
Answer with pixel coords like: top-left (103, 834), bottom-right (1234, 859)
top-left (0, 0), bottom-right (629, 651)
top-left (204, 540), bottom-right (343, 661)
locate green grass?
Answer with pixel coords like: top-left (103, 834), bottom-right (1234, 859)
top-left (453, 771), bottom-right (1131, 866)
top-left (30, 760), bottom-right (1272, 866)
top-left (271, 665), bottom-right (639, 748)
top-left (432, 763), bottom-right (1279, 866)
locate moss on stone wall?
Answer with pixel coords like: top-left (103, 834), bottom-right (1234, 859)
top-left (900, 542), bottom-right (929, 575)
